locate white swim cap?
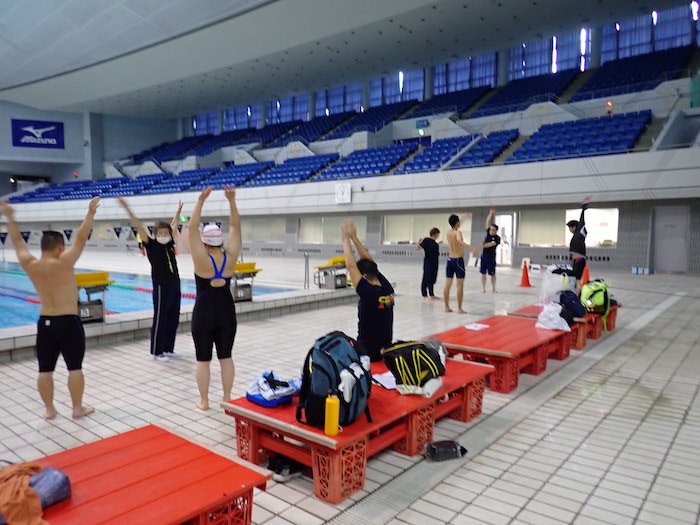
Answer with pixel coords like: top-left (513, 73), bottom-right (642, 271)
top-left (200, 224), bottom-right (223, 246)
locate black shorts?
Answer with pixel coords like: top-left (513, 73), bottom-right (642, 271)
top-left (446, 257), bottom-right (466, 279)
top-left (480, 256), bottom-right (497, 276)
top-left (36, 315), bottom-right (85, 373)
top-left (572, 257), bottom-right (586, 280)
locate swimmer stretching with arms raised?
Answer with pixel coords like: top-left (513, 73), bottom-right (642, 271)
top-left (1, 198), bottom-right (98, 419)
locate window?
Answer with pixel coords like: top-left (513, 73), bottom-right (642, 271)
top-left (382, 74), bottom-right (402, 104)
top-left (518, 209), bottom-right (619, 247)
top-left (655, 4), bottom-right (692, 50)
top-left (383, 213), bottom-right (472, 245)
top-left (565, 208), bottom-right (619, 247)
top-left (293, 95), bottom-right (309, 121)
top-left (193, 112), bottom-right (218, 135)
top-left (471, 53), bottom-right (497, 88)
top-left (223, 107), bottom-right (250, 131)
top-left (278, 97), bottom-right (295, 123)
top-left (446, 59), bottom-right (470, 92)
top-left (518, 210), bottom-right (567, 246)
top-left (315, 89), bottom-right (328, 117)
top-left (345, 83), bottom-right (363, 112)
top-left (433, 64), bottom-right (448, 95)
top-left (601, 23), bottom-right (619, 63)
top-left (554, 30), bottom-right (589, 72)
top-left (298, 216), bottom-right (367, 243)
top-left (369, 78), bottom-right (383, 107)
top-left (402, 69), bottom-right (424, 101)
top-left (618, 14), bottom-right (653, 58)
top-left (509, 40), bottom-right (553, 80)
top-left (328, 86), bottom-right (345, 114)
top-left (241, 217), bottom-right (285, 243)
top-left (265, 100), bottom-right (280, 124)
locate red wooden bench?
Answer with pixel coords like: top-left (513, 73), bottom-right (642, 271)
top-left (431, 316), bottom-right (570, 394)
top-left (221, 359), bottom-right (492, 503)
top-left (508, 304), bottom-right (588, 350)
top-left (35, 424), bottom-right (270, 525)
top-left (586, 304), bottom-right (621, 339)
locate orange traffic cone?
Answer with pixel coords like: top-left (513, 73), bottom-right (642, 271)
top-left (518, 262), bottom-right (532, 288)
top-left (581, 265), bottom-right (590, 285)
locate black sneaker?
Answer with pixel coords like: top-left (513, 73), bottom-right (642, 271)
top-left (270, 456), bottom-right (302, 483)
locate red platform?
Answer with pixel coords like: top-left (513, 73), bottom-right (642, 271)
top-left (508, 304), bottom-right (588, 350)
top-left (431, 315), bottom-right (570, 394)
top-left (35, 424), bottom-right (270, 525)
top-left (222, 359), bottom-right (492, 503)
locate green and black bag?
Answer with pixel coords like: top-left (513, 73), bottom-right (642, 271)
top-left (580, 279), bottom-right (611, 329)
top-left (381, 340), bottom-right (445, 389)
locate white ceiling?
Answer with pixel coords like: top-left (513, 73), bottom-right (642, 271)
top-left (0, 0), bottom-right (689, 119)
top-left (0, 0), bottom-right (275, 89)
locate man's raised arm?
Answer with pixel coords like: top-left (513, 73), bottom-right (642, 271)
top-left (62, 197), bottom-right (99, 265)
top-left (0, 202), bottom-right (36, 268)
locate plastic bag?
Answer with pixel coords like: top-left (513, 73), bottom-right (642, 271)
top-left (540, 266), bottom-right (570, 303)
top-left (536, 302), bottom-right (571, 332)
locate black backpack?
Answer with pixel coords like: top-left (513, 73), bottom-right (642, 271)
top-left (381, 340), bottom-right (445, 388)
top-left (296, 331), bottom-right (372, 429)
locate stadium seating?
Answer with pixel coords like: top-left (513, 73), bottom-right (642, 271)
top-left (131, 143), bottom-right (169, 164)
top-left (142, 168), bottom-right (219, 194)
top-left (471, 70), bottom-right (579, 118)
top-left (506, 110), bottom-right (652, 163)
top-left (570, 47), bottom-right (693, 102)
top-left (396, 135), bottom-right (479, 174)
top-left (195, 162), bottom-right (274, 189)
top-left (151, 135), bottom-right (212, 163)
top-left (323, 101), bottom-right (418, 140)
top-left (237, 121), bottom-right (302, 147)
top-left (450, 129), bottom-right (520, 168)
top-left (313, 143), bottom-right (418, 181)
top-left (406, 86), bottom-right (491, 118)
top-left (245, 154), bottom-right (339, 187)
top-left (267, 112), bottom-right (355, 148)
top-left (189, 130), bottom-right (253, 157)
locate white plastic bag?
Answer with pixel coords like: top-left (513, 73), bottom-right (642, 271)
top-left (536, 302), bottom-right (571, 332)
top-left (540, 266), bottom-right (569, 303)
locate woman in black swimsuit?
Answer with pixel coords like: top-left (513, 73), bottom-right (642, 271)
top-left (188, 186), bottom-right (240, 411)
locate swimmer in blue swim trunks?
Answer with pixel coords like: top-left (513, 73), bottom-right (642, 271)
top-left (443, 214), bottom-right (479, 313)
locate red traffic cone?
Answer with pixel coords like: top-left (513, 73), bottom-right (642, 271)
top-left (518, 262), bottom-right (532, 288)
top-left (581, 265), bottom-right (590, 285)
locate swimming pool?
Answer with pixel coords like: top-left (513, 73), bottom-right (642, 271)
top-left (0, 262), bottom-right (293, 329)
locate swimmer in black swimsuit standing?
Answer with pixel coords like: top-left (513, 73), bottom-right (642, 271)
top-left (1, 199), bottom-right (98, 420)
top-left (188, 186), bottom-right (240, 411)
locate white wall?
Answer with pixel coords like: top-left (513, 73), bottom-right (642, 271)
top-left (0, 100), bottom-right (84, 164)
top-left (102, 115), bottom-right (177, 161)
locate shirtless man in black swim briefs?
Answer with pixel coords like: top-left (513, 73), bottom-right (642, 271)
top-left (1, 198), bottom-right (98, 420)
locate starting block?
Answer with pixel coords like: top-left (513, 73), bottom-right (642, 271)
top-left (313, 256), bottom-right (348, 290)
top-left (232, 262), bottom-right (262, 302)
top-left (75, 272), bottom-right (115, 323)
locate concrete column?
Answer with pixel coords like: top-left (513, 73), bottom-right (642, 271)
top-left (424, 66), bottom-right (434, 100)
top-left (218, 110), bottom-right (224, 133)
top-left (285, 216), bottom-right (299, 245)
top-left (365, 213), bottom-right (382, 247)
top-left (362, 82), bottom-right (370, 111)
top-left (589, 26), bottom-right (602, 68)
top-left (497, 49), bottom-right (510, 86)
top-left (308, 92), bottom-right (317, 119)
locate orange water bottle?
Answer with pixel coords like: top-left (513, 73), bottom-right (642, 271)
top-left (324, 395), bottom-right (340, 436)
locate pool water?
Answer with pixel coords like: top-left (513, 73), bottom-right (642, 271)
top-left (0, 262), bottom-right (293, 329)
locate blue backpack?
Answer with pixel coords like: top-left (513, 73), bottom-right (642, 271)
top-left (296, 331), bottom-right (372, 429)
top-left (559, 290), bottom-right (587, 318)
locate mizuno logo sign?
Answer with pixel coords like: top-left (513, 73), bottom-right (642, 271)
top-left (11, 119), bottom-right (64, 149)
top-left (21, 125), bottom-right (56, 138)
